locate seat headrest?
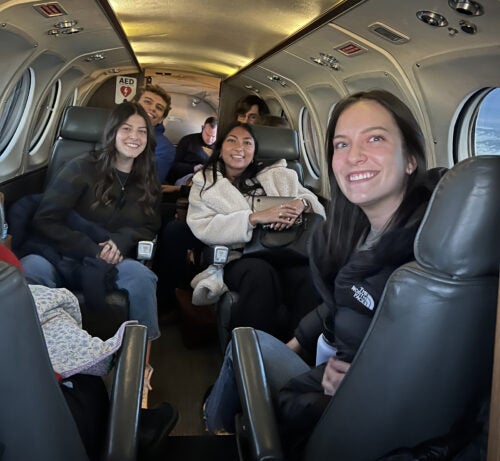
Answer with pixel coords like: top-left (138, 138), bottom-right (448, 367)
top-left (59, 106), bottom-right (111, 143)
top-left (415, 156), bottom-right (500, 277)
top-left (252, 125), bottom-right (300, 162)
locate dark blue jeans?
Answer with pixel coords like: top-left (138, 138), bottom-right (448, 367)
top-left (204, 330), bottom-right (309, 433)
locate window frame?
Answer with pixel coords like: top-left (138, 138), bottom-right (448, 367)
top-left (0, 68), bottom-right (32, 158)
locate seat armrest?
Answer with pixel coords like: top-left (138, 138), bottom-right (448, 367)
top-left (232, 327), bottom-right (284, 461)
top-left (217, 291), bottom-right (239, 351)
top-left (104, 324), bottom-right (147, 461)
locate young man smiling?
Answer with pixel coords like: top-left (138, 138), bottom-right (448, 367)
top-left (136, 84), bottom-right (176, 183)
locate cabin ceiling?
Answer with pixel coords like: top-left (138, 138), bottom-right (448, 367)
top-left (105, 0), bottom-right (347, 78)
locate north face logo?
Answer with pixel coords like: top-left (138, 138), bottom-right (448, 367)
top-left (351, 285), bottom-right (375, 310)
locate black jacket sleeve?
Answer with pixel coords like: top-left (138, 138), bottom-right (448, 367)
top-left (294, 302), bottom-right (330, 356)
top-left (33, 159), bottom-right (101, 259)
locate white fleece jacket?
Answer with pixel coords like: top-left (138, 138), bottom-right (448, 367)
top-left (187, 160), bottom-right (325, 249)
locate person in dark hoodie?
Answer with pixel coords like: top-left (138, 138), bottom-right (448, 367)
top-left (202, 90), bottom-right (445, 448)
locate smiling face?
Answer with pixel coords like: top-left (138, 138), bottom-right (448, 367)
top-left (137, 90), bottom-right (167, 126)
top-left (331, 100), bottom-right (416, 229)
top-left (220, 126), bottom-right (256, 181)
top-left (114, 113), bottom-right (148, 171)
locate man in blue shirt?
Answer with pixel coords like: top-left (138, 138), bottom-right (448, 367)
top-left (136, 85), bottom-right (175, 183)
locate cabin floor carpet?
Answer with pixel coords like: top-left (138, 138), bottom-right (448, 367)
top-left (149, 311), bottom-right (223, 436)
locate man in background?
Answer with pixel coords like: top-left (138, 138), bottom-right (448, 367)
top-left (167, 116), bottom-right (218, 184)
top-left (136, 85), bottom-right (175, 183)
top-left (234, 95), bottom-right (270, 125)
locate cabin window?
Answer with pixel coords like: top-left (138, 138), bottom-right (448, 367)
top-left (473, 88), bottom-right (500, 157)
top-left (0, 69), bottom-right (31, 156)
top-left (454, 87), bottom-right (500, 162)
top-left (29, 80), bottom-right (60, 151)
top-left (298, 106), bottom-right (321, 177)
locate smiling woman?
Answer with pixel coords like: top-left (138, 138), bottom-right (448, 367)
top-left (202, 90), bottom-right (444, 443)
top-left (18, 102), bottom-right (162, 386)
top-left (331, 99), bottom-right (417, 230)
top-left (187, 122), bottom-right (325, 343)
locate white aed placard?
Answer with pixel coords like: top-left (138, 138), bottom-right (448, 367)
top-left (114, 76), bottom-right (137, 104)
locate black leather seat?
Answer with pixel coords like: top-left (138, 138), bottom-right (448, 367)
top-left (250, 125), bottom-right (304, 184)
top-left (231, 155), bottom-right (500, 460)
top-left (0, 261), bottom-right (148, 461)
top-left (45, 105), bottom-right (111, 186)
top-left (215, 125), bottom-right (308, 351)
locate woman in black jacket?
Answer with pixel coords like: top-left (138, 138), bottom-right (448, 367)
top-left (20, 101), bottom-right (162, 349)
top-left (203, 90), bottom-right (443, 445)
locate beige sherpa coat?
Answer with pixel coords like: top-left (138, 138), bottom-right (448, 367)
top-left (187, 160), bottom-right (325, 249)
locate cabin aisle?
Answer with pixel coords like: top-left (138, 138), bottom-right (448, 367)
top-left (149, 315), bottom-right (222, 436)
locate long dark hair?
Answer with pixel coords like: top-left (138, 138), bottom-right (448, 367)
top-left (91, 101), bottom-right (160, 215)
top-left (313, 90), bottom-right (428, 278)
top-left (199, 122), bottom-right (267, 195)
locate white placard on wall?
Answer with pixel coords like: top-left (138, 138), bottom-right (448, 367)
top-left (114, 76), bottom-right (137, 104)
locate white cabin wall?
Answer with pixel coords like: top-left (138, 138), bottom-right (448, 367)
top-left (164, 93), bottom-right (217, 145)
top-left (414, 45), bottom-right (500, 164)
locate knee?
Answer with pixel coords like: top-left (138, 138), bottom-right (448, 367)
top-left (20, 254), bottom-right (59, 287)
top-left (226, 258), bottom-right (277, 285)
top-left (117, 259), bottom-right (157, 286)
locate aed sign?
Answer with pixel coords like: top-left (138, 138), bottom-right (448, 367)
top-left (115, 76), bottom-right (137, 104)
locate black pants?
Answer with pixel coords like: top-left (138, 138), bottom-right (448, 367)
top-left (155, 219), bottom-right (205, 309)
top-left (223, 257), bottom-right (321, 341)
top-left (61, 374), bottom-right (109, 461)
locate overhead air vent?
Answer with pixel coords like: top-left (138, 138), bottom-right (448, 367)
top-left (368, 23), bottom-right (410, 44)
top-left (416, 11), bottom-right (449, 27)
top-left (448, 0), bottom-right (483, 16)
top-left (335, 42), bottom-right (367, 56)
top-left (309, 53), bottom-right (340, 70)
top-left (47, 19), bottom-right (82, 36)
top-left (33, 2), bottom-right (67, 18)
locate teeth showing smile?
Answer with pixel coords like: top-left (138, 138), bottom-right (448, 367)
top-left (349, 171), bottom-right (376, 181)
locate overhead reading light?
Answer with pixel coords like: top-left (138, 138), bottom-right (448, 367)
top-left (267, 75), bottom-right (287, 86)
top-left (244, 84), bottom-right (260, 93)
top-left (54, 19), bottom-right (76, 29)
top-left (459, 19), bottom-right (478, 34)
top-left (60, 26), bottom-right (83, 34)
top-left (309, 52), bottom-right (340, 70)
top-left (416, 11), bottom-right (448, 27)
top-left (191, 97), bottom-right (201, 107)
top-left (47, 19), bottom-right (82, 36)
top-left (448, 0), bottom-right (483, 16)
top-left (84, 53), bottom-right (105, 62)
